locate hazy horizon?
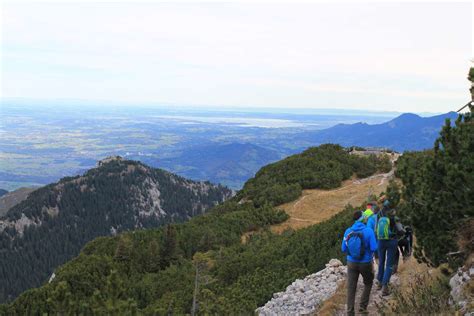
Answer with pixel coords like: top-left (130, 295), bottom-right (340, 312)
top-left (0, 97), bottom-right (449, 117)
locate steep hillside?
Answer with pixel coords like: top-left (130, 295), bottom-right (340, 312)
top-left (0, 189), bottom-right (7, 198)
top-left (0, 187), bottom-right (38, 216)
top-left (157, 142), bottom-right (283, 189)
top-left (298, 111), bottom-right (458, 151)
top-left (0, 157), bottom-right (232, 303)
top-left (1, 144), bottom-right (389, 315)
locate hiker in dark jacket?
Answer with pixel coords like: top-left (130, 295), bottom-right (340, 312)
top-left (393, 225), bottom-right (413, 273)
top-left (375, 205), bottom-right (403, 295)
top-left (341, 210), bottom-right (378, 316)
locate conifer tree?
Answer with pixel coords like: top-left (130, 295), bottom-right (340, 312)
top-left (397, 103), bottom-right (473, 266)
top-left (147, 239), bottom-right (160, 273)
top-left (114, 236), bottom-right (132, 263)
top-left (159, 225), bottom-right (178, 269)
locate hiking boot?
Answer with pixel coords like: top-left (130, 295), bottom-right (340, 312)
top-left (375, 280), bottom-right (382, 290)
top-left (381, 285), bottom-right (390, 296)
top-left (358, 307), bottom-right (369, 314)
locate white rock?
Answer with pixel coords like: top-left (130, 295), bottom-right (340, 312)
top-left (256, 259), bottom-right (349, 316)
top-left (328, 258), bottom-right (343, 267)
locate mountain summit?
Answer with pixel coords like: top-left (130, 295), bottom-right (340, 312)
top-left (298, 112), bottom-right (458, 151)
top-left (0, 157), bottom-right (232, 302)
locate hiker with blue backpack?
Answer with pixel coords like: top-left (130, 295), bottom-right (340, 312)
top-left (375, 201), bottom-right (405, 296)
top-left (342, 210), bottom-right (377, 316)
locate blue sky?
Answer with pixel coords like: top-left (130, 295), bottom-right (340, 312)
top-left (1, 2), bottom-right (472, 113)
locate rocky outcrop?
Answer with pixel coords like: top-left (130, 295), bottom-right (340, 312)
top-left (449, 264), bottom-right (474, 314)
top-left (257, 259), bottom-right (346, 315)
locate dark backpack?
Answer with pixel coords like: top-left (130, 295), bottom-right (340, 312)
top-left (345, 231), bottom-right (365, 260)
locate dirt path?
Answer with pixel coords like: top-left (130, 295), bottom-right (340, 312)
top-left (318, 256), bottom-right (430, 316)
top-left (271, 171), bottom-right (393, 233)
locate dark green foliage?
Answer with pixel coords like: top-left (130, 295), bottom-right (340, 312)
top-left (385, 179), bottom-right (401, 207)
top-left (2, 204), bottom-right (355, 315)
top-left (376, 154), bottom-right (393, 173)
top-left (396, 108), bottom-right (474, 266)
top-left (2, 200), bottom-right (291, 315)
top-left (0, 158), bottom-right (231, 303)
top-left (239, 144), bottom-right (388, 206)
top-left (159, 225), bottom-right (178, 269)
top-left (1, 144), bottom-right (390, 314)
top-left (468, 66), bottom-right (474, 81)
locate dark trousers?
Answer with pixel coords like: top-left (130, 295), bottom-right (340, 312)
top-left (347, 261), bottom-right (374, 316)
top-left (377, 239), bottom-right (397, 285)
top-left (394, 235), bottom-right (412, 272)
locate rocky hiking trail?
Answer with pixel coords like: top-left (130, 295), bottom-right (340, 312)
top-left (320, 261), bottom-right (403, 316)
top-left (254, 169), bottom-right (433, 315)
top-left (256, 256), bottom-right (429, 316)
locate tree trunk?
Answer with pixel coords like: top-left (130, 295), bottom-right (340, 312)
top-left (191, 264), bottom-right (199, 316)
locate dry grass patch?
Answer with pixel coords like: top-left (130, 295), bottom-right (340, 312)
top-left (271, 174), bottom-right (390, 233)
top-left (379, 258), bottom-right (453, 315)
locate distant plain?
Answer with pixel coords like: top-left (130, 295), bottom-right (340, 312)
top-left (0, 102), bottom-right (396, 190)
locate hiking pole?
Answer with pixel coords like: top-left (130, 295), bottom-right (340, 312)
top-left (457, 101), bottom-right (473, 113)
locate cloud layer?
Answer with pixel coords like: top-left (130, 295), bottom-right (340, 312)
top-left (2, 2), bottom-right (472, 112)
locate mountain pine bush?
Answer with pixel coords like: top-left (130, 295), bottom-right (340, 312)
top-left (396, 106), bottom-right (474, 266)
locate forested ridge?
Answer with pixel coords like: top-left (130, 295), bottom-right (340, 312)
top-left (0, 157), bottom-right (231, 303)
top-left (0, 144), bottom-right (389, 314)
top-left (239, 144), bottom-right (391, 207)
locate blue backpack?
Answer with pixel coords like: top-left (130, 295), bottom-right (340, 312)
top-left (345, 231), bottom-right (365, 260)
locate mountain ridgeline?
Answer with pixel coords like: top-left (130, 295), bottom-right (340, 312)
top-left (1, 144), bottom-right (392, 314)
top-left (298, 111), bottom-right (458, 152)
top-left (0, 157), bottom-right (232, 303)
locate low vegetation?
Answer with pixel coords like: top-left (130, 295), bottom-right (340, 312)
top-left (1, 144), bottom-right (385, 314)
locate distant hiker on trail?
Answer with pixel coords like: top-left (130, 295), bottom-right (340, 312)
top-left (375, 202), bottom-right (404, 295)
top-left (342, 210), bottom-right (378, 316)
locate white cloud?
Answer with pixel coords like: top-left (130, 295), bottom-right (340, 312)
top-left (1, 2), bottom-right (472, 112)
